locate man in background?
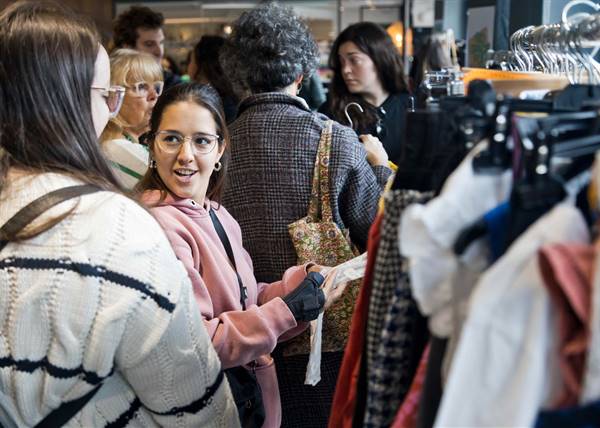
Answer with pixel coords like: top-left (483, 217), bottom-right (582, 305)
top-left (113, 5), bottom-right (181, 89)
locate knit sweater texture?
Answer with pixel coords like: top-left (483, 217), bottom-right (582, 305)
top-left (144, 191), bottom-right (310, 428)
top-left (223, 92), bottom-right (391, 283)
top-left (0, 172), bottom-right (239, 427)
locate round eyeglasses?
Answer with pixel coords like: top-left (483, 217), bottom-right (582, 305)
top-left (126, 81), bottom-right (164, 98)
top-left (91, 85), bottom-right (126, 118)
top-left (154, 130), bottom-right (220, 154)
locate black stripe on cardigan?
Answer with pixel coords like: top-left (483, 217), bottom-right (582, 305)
top-left (105, 398), bottom-right (142, 428)
top-left (0, 356), bottom-right (112, 385)
top-left (149, 370), bottom-right (225, 416)
top-left (0, 257), bottom-right (175, 312)
top-left (103, 371), bottom-right (224, 427)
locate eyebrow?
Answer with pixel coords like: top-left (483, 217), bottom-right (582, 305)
top-left (340, 51), bottom-right (363, 57)
top-left (160, 129), bottom-right (217, 136)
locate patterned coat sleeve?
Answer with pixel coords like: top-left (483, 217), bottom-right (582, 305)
top-left (330, 123), bottom-right (392, 250)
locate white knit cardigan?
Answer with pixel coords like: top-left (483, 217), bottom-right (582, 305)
top-left (0, 173), bottom-right (239, 427)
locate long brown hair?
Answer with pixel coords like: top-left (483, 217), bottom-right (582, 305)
top-left (191, 36), bottom-right (236, 102)
top-left (135, 83), bottom-right (229, 204)
top-left (328, 22), bottom-right (409, 133)
top-left (0, 1), bottom-right (124, 239)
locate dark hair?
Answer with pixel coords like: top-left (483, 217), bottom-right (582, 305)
top-left (135, 83), bottom-right (229, 204)
top-left (192, 36), bottom-right (235, 101)
top-left (221, 3), bottom-right (319, 97)
top-left (163, 55), bottom-right (181, 76)
top-left (328, 22), bottom-right (409, 132)
top-left (0, 1), bottom-right (123, 195)
top-left (113, 5), bottom-right (164, 49)
top-left (412, 33), bottom-right (454, 90)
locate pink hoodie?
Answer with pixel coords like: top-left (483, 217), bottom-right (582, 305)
top-left (143, 190), bottom-right (309, 428)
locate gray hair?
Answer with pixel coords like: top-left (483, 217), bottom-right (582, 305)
top-left (221, 3), bottom-right (319, 96)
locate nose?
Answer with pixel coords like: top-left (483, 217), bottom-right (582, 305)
top-left (147, 87), bottom-right (158, 102)
top-left (154, 45), bottom-right (164, 62)
top-left (176, 140), bottom-right (194, 164)
top-left (341, 62), bottom-right (352, 77)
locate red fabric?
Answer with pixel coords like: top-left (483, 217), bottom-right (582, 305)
top-left (538, 243), bottom-right (595, 407)
top-left (391, 345), bottom-right (430, 428)
top-left (328, 213), bottom-right (384, 428)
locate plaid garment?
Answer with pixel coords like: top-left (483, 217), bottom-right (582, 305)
top-left (364, 189), bottom-right (433, 428)
top-left (223, 92), bottom-right (391, 283)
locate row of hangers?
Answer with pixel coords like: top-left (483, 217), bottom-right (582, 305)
top-left (491, 0), bottom-right (600, 83)
top-left (451, 81), bottom-right (600, 255)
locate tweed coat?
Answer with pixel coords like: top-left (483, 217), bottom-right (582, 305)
top-left (223, 92), bottom-right (391, 283)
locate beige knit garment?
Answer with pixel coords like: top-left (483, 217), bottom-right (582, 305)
top-left (0, 173), bottom-right (239, 427)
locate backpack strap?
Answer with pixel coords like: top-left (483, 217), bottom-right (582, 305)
top-left (0, 184), bottom-right (105, 426)
top-left (34, 383), bottom-right (103, 428)
top-left (0, 184), bottom-right (101, 252)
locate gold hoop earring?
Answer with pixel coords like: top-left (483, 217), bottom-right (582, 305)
top-left (214, 161), bottom-right (222, 172)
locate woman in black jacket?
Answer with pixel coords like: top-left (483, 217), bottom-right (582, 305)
top-left (319, 22), bottom-right (411, 165)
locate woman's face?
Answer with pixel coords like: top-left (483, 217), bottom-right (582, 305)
top-left (338, 41), bottom-right (383, 98)
top-left (152, 101), bottom-right (224, 204)
top-left (120, 79), bottom-right (161, 133)
top-left (91, 46), bottom-right (111, 137)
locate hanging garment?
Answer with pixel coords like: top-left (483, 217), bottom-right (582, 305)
top-left (582, 155), bottom-right (600, 404)
top-left (538, 243), bottom-right (595, 407)
top-left (416, 337), bottom-right (448, 428)
top-left (534, 399), bottom-right (600, 428)
top-left (364, 189), bottom-right (433, 428)
top-left (399, 143), bottom-right (512, 338)
top-left (435, 203), bottom-right (590, 427)
top-left (390, 345), bottom-right (431, 428)
top-left (582, 240), bottom-right (600, 404)
top-left (328, 213), bottom-right (384, 428)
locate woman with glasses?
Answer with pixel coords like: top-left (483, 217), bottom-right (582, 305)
top-left (136, 83), bottom-right (348, 428)
top-left (0, 1), bottom-right (238, 426)
top-left (220, 5), bottom-right (391, 427)
top-left (100, 48), bottom-right (164, 187)
top-left (319, 22), bottom-right (411, 165)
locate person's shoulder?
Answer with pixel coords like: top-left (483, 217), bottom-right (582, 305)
top-left (84, 191), bottom-right (162, 238)
top-left (385, 91), bottom-right (411, 110)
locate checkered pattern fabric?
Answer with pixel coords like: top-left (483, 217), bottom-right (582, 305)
top-left (223, 92), bottom-right (391, 283)
top-left (364, 189), bottom-right (433, 428)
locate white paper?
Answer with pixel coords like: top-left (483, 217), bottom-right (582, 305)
top-left (304, 252), bottom-right (368, 385)
top-left (304, 312), bottom-right (324, 386)
top-left (330, 252), bottom-right (368, 289)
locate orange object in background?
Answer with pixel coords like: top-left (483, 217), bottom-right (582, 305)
top-left (462, 67), bottom-right (570, 96)
top-left (387, 21), bottom-right (413, 56)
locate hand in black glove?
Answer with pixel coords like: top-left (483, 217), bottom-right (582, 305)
top-left (282, 271), bottom-right (326, 322)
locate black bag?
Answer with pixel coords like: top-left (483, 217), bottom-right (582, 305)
top-left (225, 366), bottom-right (266, 428)
top-left (209, 209), bottom-right (266, 428)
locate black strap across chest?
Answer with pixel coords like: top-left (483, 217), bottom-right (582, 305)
top-left (209, 208), bottom-right (248, 310)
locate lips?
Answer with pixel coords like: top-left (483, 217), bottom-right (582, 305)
top-left (173, 168), bottom-right (198, 183)
top-left (174, 168), bottom-right (197, 176)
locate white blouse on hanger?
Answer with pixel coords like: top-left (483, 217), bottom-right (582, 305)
top-left (435, 202), bottom-right (590, 427)
top-left (399, 142), bottom-right (512, 338)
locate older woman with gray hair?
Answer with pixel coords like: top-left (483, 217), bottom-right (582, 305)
top-left (221, 3), bottom-right (391, 427)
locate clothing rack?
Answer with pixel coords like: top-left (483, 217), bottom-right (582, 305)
top-left (492, 3), bottom-right (600, 83)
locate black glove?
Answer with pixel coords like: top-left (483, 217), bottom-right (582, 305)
top-left (282, 271), bottom-right (325, 322)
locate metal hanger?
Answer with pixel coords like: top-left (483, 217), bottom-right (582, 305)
top-left (344, 102), bottom-right (363, 129)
